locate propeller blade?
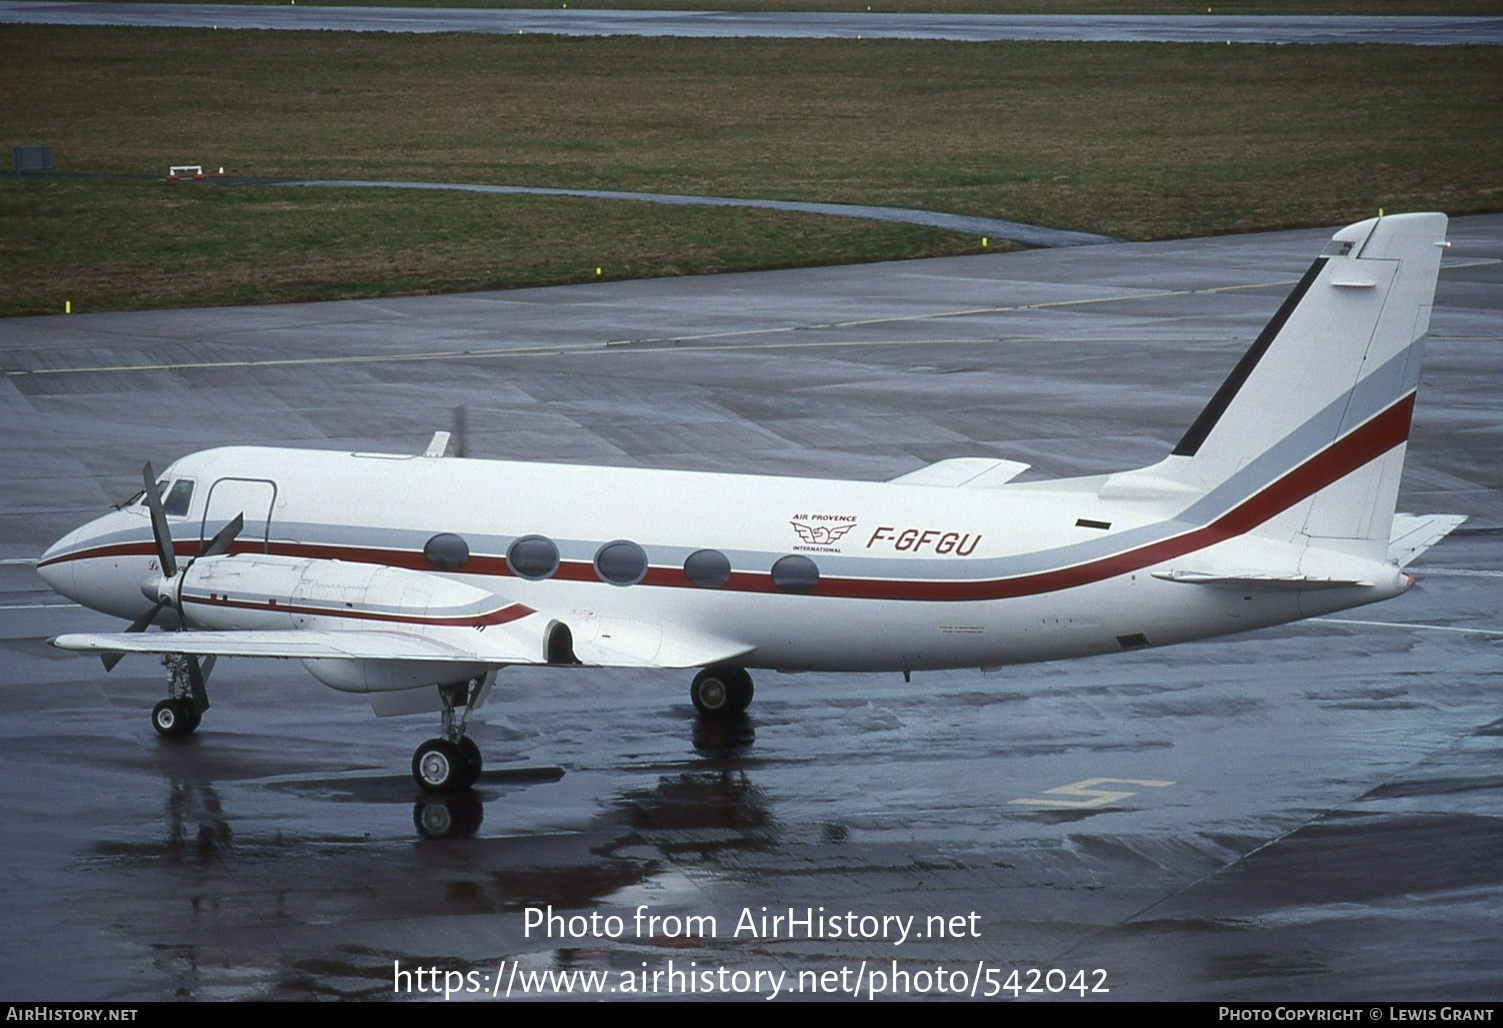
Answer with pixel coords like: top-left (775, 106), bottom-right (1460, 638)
top-left (140, 462), bottom-right (177, 578)
top-left (100, 600), bottom-right (168, 670)
top-left (198, 513), bottom-right (244, 561)
top-left (186, 656), bottom-right (211, 714)
top-left (126, 601), bottom-right (166, 634)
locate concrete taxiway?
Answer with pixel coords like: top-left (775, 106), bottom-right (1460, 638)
top-left (276, 179), bottom-right (1119, 248)
top-left (2, 2), bottom-right (1501, 44)
top-left (1, 217), bottom-right (1499, 1000)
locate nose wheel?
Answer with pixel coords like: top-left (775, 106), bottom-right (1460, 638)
top-left (149, 653), bottom-right (212, 738)
top-left (151, 697), bottom-right (200, 737)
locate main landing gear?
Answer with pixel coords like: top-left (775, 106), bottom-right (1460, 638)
top-left (690, 666), bottom-right (754, 718)
top-left (411, 675), bottom-right (491, 793)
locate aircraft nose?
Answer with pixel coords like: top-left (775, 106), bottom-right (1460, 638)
top-left (36, 529), bottom-right (81, 601)
top-left (36, 511), bottom-right (156, 619)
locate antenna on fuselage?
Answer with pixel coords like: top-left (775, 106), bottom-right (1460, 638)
top-left (422, 405), bottom-right (469, 458)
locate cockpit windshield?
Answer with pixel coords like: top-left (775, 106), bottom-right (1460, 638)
top-left (162, 479), bottom-right (194, 517)
top-left (134, 478), bottom-right (194, 516)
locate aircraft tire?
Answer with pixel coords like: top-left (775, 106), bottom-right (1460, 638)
top-left (412, 738), bottom-right (466, 793)
top-left (691, 667), bottom-right (749, 718)
top-left (151, 698), bottom-right (194, 738)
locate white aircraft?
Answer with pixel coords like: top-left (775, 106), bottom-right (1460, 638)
top-left (38, 212), bottom-right (1464, 794)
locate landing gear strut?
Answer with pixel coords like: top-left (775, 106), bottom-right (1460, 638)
top-left (411, 674), bottom-right (490, 793)
top-left (690, 666), bottom-right (753, 718)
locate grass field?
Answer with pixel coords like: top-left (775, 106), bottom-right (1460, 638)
top-left (2, 27), bottom-right (1500, 315)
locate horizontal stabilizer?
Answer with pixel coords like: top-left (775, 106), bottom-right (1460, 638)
top-left (1152, 570), bottom-right (1370, 590)
top-left (889, 457), bottom-right (1030, 488)
top-left (1388, 513), bottom-right (1467, 568)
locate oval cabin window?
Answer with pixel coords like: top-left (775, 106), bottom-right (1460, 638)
top-left (595, 540), bottom-right (648, 586)
top-left (771, 554), bottom-right (819, 594)
top-left (683, 549), bottom-right (732, 588)
top-left (423, 532), bottom-right (470, 571)
top-left (507, 535), bottom-right (560, 580)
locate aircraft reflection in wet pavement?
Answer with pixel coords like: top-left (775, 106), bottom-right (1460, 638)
top-left (38, 214), bottom-right (1464, 794)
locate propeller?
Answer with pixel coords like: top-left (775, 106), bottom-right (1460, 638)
top-left (100, 464), bottom-right (243, 715)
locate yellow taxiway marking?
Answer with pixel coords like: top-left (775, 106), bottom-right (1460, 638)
top-left (1010, 777), bottom-right (1175, 809)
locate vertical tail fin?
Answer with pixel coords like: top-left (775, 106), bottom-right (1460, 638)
top-left (1107, 213), bottom-right (1448, 563)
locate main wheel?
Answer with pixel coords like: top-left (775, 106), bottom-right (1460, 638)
top-left (457, 736), bottom-right (482, 788)
top-left (412, 738), bottom-right (467, 793)
top-left (151, 698), bottom-right (194, 738)
top-left (691, 667), bottom-right (744, 718)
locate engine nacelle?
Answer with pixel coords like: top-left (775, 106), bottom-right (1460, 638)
top-left (180, 553), bottom-right (507, 632)
top-left (179, 553), bottom-right (508, 692)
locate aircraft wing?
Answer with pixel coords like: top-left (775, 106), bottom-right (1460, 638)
top-left (1388, 513), bottom-right (1467, 568)
top-left (51, 629), bottom-right (540, 664)
top-left (53, 620), bottom-right (755, 671)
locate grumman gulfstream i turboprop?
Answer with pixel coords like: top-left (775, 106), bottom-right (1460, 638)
top-left (38, 213), bottom-right (1464, 793)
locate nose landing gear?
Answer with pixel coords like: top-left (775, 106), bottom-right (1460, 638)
top-left (149, 653), bottom-right (211, 738)
top-left (151, 696), bottom-right (200, 737)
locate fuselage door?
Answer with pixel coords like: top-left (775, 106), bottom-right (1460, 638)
top-left (201, 477), bottom-right (277, 553)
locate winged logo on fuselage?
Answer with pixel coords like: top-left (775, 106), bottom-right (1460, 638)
top-left (790, 515), bottom-right (858, 552)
